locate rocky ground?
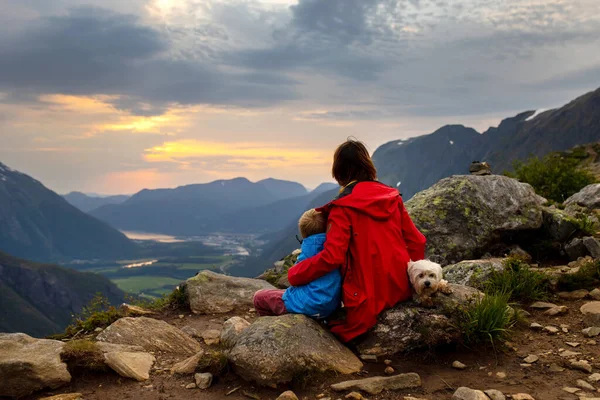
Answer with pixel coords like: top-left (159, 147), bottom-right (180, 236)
top-left (8, 290), bottom-right (600, 400)
top-left (4, 177), bottom-right (600, 400)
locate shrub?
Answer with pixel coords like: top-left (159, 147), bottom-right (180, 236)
top-left (485, 258), bottom-right (551, 303)
top-left (457, 292), bottom-right (517, 346)
top-left (508, 153), bottom-right (596, 203)
top-left (556, 259), bottom-right (600, 291)
top-left (63, 293), bottom-right (122, 337)
top-left (128, 285), bottom-right (189, 311)
top-left (573, 215), bottom-right (598, 236)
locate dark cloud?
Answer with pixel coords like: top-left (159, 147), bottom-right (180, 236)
top-left (0, 6), bottom-right (298, 109)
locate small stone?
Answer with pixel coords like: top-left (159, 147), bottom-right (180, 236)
top-left (530, 323), bottom-right (543, 330)
top-left (530, 301), bottom-right (558, 309)
top-left (185, 383), bottom-right (196, 389)
top-left (590, 289), bottom-right (600, 301)
top-left (385, 366), bottom-right (395, 375)
top-left (544, 326), bottom-right (559, 334)
top-left (452, 361), bottom-right (467, 370)
top-left (520, 363), bottom-right (532, 368)
top-left (587, 340), bottom-right (598, 345)
top-left (276, 391), bottom-right (299, 400)
top-left (545, 306), bottom-right (568, 316)
top-left (94, 327), bottom-right (103, 333)
top-left (194, 372), bottom-right (213, 389)
top-left (562, 387), bottom-right (581, 394)
top-left (560, 350), bottom-right (581, 358)
top-left (566, 342), bottom-right (581, 348)
top-left (558, 289), bottom-right (589, 299)
top-left (452, 387), bottom-right (488, 399)
top-left (511, 395), bottom-right (535, 400)
top-left (583, 327), bottom-right (600, 337)
top-left (179, 314), bottom-right (185, 319)
top-left (577, 379), bottom-right (596, 391)
top-left (589, 373), bottom-right (600, 382)
top-left (523, 355), bottom-right (539, 364)
top-left (345, 393), bottom-right (363, 400)
top-left (316, 394), bottom-right (326, 399)
top-left (484, 389), bottom-right (506, 400)
top-left (496, 372), bottom-right (507, 379)
top-left (570, 360), bottom-right (593, 373)
top-left (549, 363), bottom-right (565, 372)
top-left (201, 330), bottom-right (221, 346)
top-left (384, 359), bottom-right (392, 365)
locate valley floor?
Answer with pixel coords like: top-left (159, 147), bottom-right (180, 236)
top-left (27, 296), bottom-right (598, 400)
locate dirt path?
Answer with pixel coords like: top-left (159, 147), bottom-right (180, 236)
top-left (26, 297), bottom-right (599, 400)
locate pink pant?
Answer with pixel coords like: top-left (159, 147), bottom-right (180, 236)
top-left (253, 289), bottom-right (287, 316)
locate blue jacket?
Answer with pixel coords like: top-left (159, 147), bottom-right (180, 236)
top-left (282, 233), bottom-right (342, 319)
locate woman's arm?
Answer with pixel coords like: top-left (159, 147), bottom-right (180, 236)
top-left (399, 199), bottom-right (427, 261)
top-left (288, 207), bottom-right (351, 287)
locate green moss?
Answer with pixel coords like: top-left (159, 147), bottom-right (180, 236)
top-left (61, 339), bottom-right (106, 371)
top-left (433, 196), bottom-right (443, 206)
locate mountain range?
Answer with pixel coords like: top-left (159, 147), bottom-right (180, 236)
top-left (90, 178), bottom-right (335, 236)
top-left (0, 162), bottom-right (137, 261)
top-left (62, 192), bottom-right (130, 213)
top-left (373, 87), bottom-right (600, 200)
top-left (0, 251), bottom-right (126, 337)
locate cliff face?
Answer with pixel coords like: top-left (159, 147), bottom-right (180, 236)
top-left (0, 251), bottom-right (125, 337)
top-left (374, 87), bottom-right (600, 200)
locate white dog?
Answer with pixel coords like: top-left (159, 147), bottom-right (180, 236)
top-left (408, 259), bottom-right (452, 306)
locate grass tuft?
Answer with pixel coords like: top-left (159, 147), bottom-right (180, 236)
top-left (556, 259), bottom-right (600, 291)
top-left (456, 292), bottom-right (517, 346)
top-left (485, 257), bottom-right (551, 303)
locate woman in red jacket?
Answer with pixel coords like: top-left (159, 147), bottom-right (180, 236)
top-left (287, 139), bottom-right (427, 343)
top-left (253, 139), bottom-right (426, 342)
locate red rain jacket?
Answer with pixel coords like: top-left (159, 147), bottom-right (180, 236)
top-left (287, 181), bottom-right (426, 342)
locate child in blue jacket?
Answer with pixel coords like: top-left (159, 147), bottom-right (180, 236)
top-left (282, 209), bottom-right (342, 319)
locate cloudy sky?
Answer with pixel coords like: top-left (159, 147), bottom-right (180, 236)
top-left (1, 0), bottom-right (599, 194)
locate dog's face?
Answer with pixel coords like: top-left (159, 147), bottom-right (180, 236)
top-left (408, 259), bottom-right (443, 296)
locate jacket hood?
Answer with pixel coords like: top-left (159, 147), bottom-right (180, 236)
top-left (317, 181), bottom-right (401, 220)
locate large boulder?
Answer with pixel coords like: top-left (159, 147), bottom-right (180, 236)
top-left (357, 284), bottom-right (482, 357)
top-left (185, 270), bottom-right (275, 314)
top-left (228, 314), bottom-right (363, 385)
top-left (0, 333), bottom-right (71, 398)
top-left (405, 175), bottom-right (546, 265)
top-left (443, 259), bottom-right (505, 288)
top-left (97, 317), bottom-right (201, 355)
top-left (565, 184), bottom-right (600, 209)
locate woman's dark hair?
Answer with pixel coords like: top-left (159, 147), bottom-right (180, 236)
top-left (332, 138), bottom-right (377, 186)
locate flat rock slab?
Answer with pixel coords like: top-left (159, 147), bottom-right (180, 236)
top-left (228, 314), bottom-right (363, 385)
top-left (39, 394), bottom-right (83, 400)
top-left (104, 351), bottom-right (155, 381)
top-left (565, 184), bottom-right (600, 209)
top-left (331, 373), bottom-right (422, 395)
top-left (0, 333), bottom-right (71, 398)
top-left (97, 317), bottom-right (201, 355)
top-left (185, 270), bottom-right (275, 314)
top-left (581, 302), bottom-right (600, 327)
top-left (357, 284), bottom-right (482, 356)
top-left (170, 352), bottom-right (204, 375)
top-left (530, 302), bottom-right (558, 309)
top-left (452, 387), bottom-right (489, 399)
top-left (484, 389), bottom-right (506, 400)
